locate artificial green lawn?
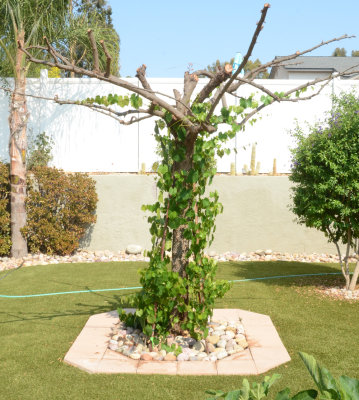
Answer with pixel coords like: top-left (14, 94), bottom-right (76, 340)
top-left (0, 260), bottom-right (358, 400)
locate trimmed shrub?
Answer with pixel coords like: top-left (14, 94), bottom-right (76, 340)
top-left (290, 92), bottom-right (359, 290)
top-left (23, 166), bottom-right (98, 255)
top-left (0, 162), bottom-right (98, 257)
top-left (0, 163), bottom-right (11, 256)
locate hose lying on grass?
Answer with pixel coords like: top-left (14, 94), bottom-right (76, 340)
top-left (0, 272), bottom-right (345, 298)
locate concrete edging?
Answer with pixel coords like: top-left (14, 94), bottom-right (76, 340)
top-left (64, 309), bottom-right (291, 375)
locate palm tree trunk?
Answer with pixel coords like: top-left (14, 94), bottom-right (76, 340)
top-left (9, 33), bottom-right (28, 258)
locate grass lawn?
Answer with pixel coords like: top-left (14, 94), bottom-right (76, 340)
top-left (0, 260), bottom-right (358, 400)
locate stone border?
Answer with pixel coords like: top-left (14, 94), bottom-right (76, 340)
top-left (64, 309), bottom-right (290, 375)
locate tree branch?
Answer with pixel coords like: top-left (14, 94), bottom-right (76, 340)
top-left (182, 72), bottom-right (199, 110)
top-left (136, 64), bottom-right (152, 91)
top-left (0, 85), bottom-right (161, 124)
top-left (18, 41), bottom-right (191, 125)
top-left (87, 29), bottom-right (100, 73)
top-left (206, 3), bottom-right (270, 120)
top-left (100, 40), bottom-right (112, 77)
top-left (230, 34), bottom-right (354, 90)
top-left (194, 64), bottom-right (232, 104)
top-left (192, 69), bottom-right (214, 79)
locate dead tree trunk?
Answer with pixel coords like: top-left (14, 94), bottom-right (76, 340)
top-left (9, 33), bottom-right (28, 258)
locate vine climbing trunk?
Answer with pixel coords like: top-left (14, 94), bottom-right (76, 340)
top-left (171, 133), bottom-right (196, 278)
top-left (9, 32), bottom-right (28, 258)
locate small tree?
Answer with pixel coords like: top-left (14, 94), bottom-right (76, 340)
top-left (290, 93), bottom-right (359, 291)
top-left (20, 4), bottom-right (358, 339)
top-left (332, 47), bottom-right (347, 57)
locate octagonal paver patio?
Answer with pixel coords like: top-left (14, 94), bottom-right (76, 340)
top-left (64, 308), bottom-right (290, 375)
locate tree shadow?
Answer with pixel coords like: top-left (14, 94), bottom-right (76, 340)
top-left (0, 288), bottom-right (136, 325)
top-left (217, 260), bottom-right (346, 288)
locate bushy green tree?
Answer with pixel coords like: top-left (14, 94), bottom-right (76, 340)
top-left (290, 92), bottom-right (359, 291)
top-left (332, 47), bottom-right (347, 56)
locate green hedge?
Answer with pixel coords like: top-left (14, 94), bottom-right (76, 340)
top-left (0, 163), bottom-right (98, 256)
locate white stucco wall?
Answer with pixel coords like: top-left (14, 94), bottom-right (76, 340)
top-left (1, 73), bottom-right (359, 173)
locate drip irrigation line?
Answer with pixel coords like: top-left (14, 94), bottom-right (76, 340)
top-left (0, 272), bottom-right (346, 299)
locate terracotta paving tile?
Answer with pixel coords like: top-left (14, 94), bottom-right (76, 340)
top-left (64, 357), bottom-right (100, 374)
top-left (102, 349), bottom-right (129, 361)
top-left (225, 348), bottom-right (252, 361)
top-left (177, 361), bottom-right (218, 375)
top-left (65, 327), bottom-right (110, 361)
top-left (216, 359), bottom-right (258, 375)
top-left (136, 361), bottom-right (178, 375)
top-left (86, 310), bottom-right (119, 328)
top-left (212, 309), bottom-right (242, 321)
top-left (96, 359), bottom-right (138, 374)
top-left (250, 348), bottom-right (291, 374)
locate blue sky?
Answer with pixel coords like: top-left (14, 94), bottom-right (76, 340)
top-left (109, 0), bottom-right (359, 78)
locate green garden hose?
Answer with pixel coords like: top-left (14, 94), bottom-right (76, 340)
top-left (0, 272), bottom-right (344, 299)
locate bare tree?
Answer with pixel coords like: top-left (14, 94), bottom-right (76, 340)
top-left (19, 4), bottom-right (358, 283)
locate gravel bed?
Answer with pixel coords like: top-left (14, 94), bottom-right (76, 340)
top-left (108, 318), bottom-right (248, 362)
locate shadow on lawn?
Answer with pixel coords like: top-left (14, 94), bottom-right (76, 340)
top-left (0, 260), bottom-right (348, 325)
top-left (0, 289), bottom-right (137, 324)
top-left (218, 260), bottom-right (346, 289)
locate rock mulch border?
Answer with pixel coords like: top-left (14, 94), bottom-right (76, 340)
top-left (0, 248), bottom-right (352, 270)
top-left (64, 309), bottom-right (291, 375)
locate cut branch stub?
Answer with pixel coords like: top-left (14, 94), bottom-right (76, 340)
top-left (224, 64), bottom-right (233, 74)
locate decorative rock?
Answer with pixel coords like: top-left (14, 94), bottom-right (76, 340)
top-left (236, 326), bottom-right (245, 334)
top-left (209, 353), bottom-right (218, 362)
top-left (214, 347), bottom-right (224, 353)
top-left (213, 330), bottom-right (225, 337)
top-left (109, 342), bottom-right (119, 351)
top-left (193, 341), bottom-right (205, 352)
top-left (237, 339), bottom-right (248, 349)
top-left (224, 330), bottom-right (235, 339)
top-left (164, 353), bottom-right (177, 361)
top-left (206, 343), bottom-right (216, 353)
top-left (197, 352), bottom-right (207, 360)
top-left (217, 339), bottom-right (227, 348)
top-left (130, 353), bottom-right (141, 360)
top-left (135, 344), bottom-right (144, 353)
top-left (159, 349), bottom-right (167, 358)
top-left (2, 250), bottom-right (354, 272)
top-left (208, 250), bottom-right (217, 257)
top-left (140, 353), bottom-right (153, 361)
top-left (125, 244), bottom-right (142, 255)
top-left (255, 249), bottom-right (265, 256)
top-left (177, 352), bottom-right (190, 361)
top-left (216, 350), bottom-right (228, 360)
top-left (183, 337), bottom-right (196, 347)
top-left (206, 335), bottom-right (220, 345)
top-left (225, 339), bottom-right (236, 351)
